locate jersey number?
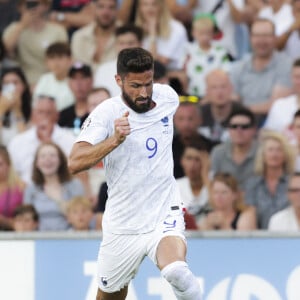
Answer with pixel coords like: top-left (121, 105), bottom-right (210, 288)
top-left (146, 137), bottom-right (158, 158)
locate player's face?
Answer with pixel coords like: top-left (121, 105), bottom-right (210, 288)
top-left (116, 70), bottom-right (154, 113)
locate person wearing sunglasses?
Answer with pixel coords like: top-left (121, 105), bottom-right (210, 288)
top-left (210, 107), bottom-right (258, 189)
top-left (268, 172), bottom-right (300, 231)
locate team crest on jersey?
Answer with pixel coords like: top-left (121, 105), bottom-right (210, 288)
top-left (81, 117), bottom-right (91, 130)
top-left (161, 116), bottom-right (170, 134)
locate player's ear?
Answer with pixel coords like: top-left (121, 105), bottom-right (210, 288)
top-left (115, 74), bottom-right (123, 88)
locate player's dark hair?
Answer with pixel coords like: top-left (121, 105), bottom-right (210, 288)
top-left (227, 107), bottom-right (256, 127)
top-left (117, 47), bottom-right (153, 78)
top-left (46, 42), bottom-right (71, 58)
top-left (115, 24), bottom-right (143, 42)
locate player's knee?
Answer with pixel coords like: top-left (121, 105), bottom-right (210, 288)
top-left (161, 261), bottom-right (201, 299)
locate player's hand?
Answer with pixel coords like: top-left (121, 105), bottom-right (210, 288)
top-left (114, 111), bottom-right (130, 143)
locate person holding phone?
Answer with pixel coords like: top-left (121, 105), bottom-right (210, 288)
top-left (2, 0), bottom-right (68, 86)
top-left (0, 67), bottom-right (32, 145)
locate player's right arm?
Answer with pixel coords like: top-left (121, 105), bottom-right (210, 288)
top-left (68, 112), bottom-right (130, 174)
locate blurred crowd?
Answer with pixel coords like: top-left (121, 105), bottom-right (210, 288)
top-left (0, 0), bottom-right (300, 233)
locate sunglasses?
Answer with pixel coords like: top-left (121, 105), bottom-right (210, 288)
top-left (179, 95), bottom-right (200, 104)
top-left (228, 123), bottom-right (252, 130)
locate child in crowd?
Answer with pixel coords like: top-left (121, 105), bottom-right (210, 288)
top-left (13, 204), bottom-right (39, 232)
top-left (66, 196), bottom-right (94, 231)
top-left (33, 42), bottom-right (74, 111)
top-left (184, 13), bottom-right (232, 98)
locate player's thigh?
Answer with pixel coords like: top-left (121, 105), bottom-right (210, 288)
top-left (147, 207), bottom-right (187, 269)
top-left (96, 286), bottom-right (128, 300)
top-left (97, 232), bottom-right (145, 293)
top-left (156, 235), bottom-right (187, 270)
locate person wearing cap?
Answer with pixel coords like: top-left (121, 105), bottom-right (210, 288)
top-left (70, 0), bottom-right (119, 72)
top-left (183, 12), bottom-right (232, 98)
top-left (58, 62), bottom-right (93, 134)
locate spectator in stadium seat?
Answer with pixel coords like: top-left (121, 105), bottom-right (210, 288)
top-left (264, 58), bottom-right (300, 132)
top-left (0, 145), bottom-right (24, 231)
top-left (8, 95), bottom-right (75, 184)
top-left (66, 196), bottom-right (94, 231)
top-left (245, 130), bottom-right (295, 229)
top-left (33, 42), bottom-right (74, 112)
top-left (87, 87), bottom-right (111, 113)
top-left (2, 0), bottom-right (68, 86)
top-left (93, 24), bottom-right (144, 97)
top-left (0, 67), bottom-right (32, 145)
top-left (200, 172), bottom-right (257, 230)
top-left (70, 0), bottom-right (119, 71)
top-left (135, 0), bottom-right (188, 72)
top-left (229, 18), bottom-right (293, 117)
top-left (268, 172), bottom-right (300, 231)
top-left (176, 141), bottom-right (210, 228)
top-left (58, 63), bottom-right (93, 135)
top-left (200, 69), bottom-right (244, 144)
top-left (183, 13), bottom-right (232, 98)
top-left (210, 107), bottom-right (258, 189)
top-left (288, 110), bottom-right (300, 172)
top-left (173, 99), bottom-right (215, 179)
top-left (13, 204), bottom-right (39, 232)
top-left (24, 142), bottom-right (84, 231)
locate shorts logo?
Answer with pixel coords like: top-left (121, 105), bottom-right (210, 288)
top-left (101, 277), bottom-right (108, 286)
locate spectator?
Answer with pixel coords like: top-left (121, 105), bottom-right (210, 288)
top-left (93, 24), bottom-right (144, 96)
top-left (71, 0), bottom-right (118, 71)
top-left (268, 172), bottom-right (300, 231)
top-left (176, 141), bottom-right (210, 227)
top-left (264, 58), bottom-right (300, 132)
top-left (200, 172), bottom-right (256, 230)
top-left (277, 0), bottom-right (300, 60)
top-left (58, 62), bottom-right (93, 135)
top-left (0, 67), bottom-right (32, 145)
top-left (49, 0), bottom-right (94, 37)
top-left (230, 18), bottom-right (293, 117)
top-left (173, 99), bottom-right (215, 178)
top-left (0, 145), bottom-right (24, 231)
top-left (184, 13), bottom-right (231, 98)
top-left (87, 87), bottom-right (111, 113)
top-left (200, 69), bottom-right (244, 143)
top-left (24, 142), bottom-right (84, 231)
top-left (66, 196), bottom-right (94, 231)
top-left (135, 0), bottom-right (188, 71)
top-left (33, 42), bottom-right (74, 111)
top-left (13, 204), bottom-right (39, 232)
top-left (210, 107), bottom-right (258, 189)
top-left (245, 131), bottom-right (295, 229)
top-left (2, 0), bottom-right (68, 86)
top-left (8, 95), bottom-right (75, 184)
top-left (258, 0), bottom-right (294, 36)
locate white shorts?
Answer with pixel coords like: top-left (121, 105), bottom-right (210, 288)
top-left (97, 206), bottom-right (186, 293)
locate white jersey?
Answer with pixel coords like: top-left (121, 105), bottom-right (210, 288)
top-left (76, 84), bottom-right (181, 234)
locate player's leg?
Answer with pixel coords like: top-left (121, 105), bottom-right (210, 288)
top-left (156, 236), bottom-right (201, 300)
top-left (96, 286), bottom-right (128, 300)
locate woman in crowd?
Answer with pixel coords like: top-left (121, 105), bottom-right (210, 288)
top-left (245, 130), bottom-right (295, 229)
top-left (0, 66), bottom-right (31, 145)
top-left (135, 0), bottom-right (188, 71)
top-left (24, 142), bottom-right (85, 231)
top-left (0, 145), bottom-right (24, 230)
top-left (200, 173), bottom-right (256, 230)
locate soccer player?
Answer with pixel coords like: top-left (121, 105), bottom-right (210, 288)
top-left (68, 47), bottom-right (201, 300)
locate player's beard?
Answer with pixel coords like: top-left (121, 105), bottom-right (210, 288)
top-left (122, 90), bottom-right (152, 113)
